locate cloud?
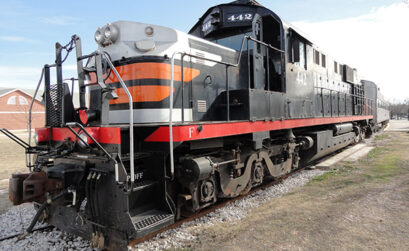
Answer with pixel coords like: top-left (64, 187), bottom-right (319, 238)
top-left (0, 36), bottom-right (38, 44)
top-left (293, 2), bottom-right (409, 102)
top-left (40, 16), bottom-right (80, 26)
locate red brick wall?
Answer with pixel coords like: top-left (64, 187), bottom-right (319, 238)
top-left (0, 90), bottom-right (45, 130)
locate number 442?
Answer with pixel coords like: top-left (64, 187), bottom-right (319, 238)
top-left (227, 13), bottom-right (252, 22)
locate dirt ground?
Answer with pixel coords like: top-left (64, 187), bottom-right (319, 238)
top-left (0, 125), bottom-right (408, 250)
top-left (0, 134), bottom-right (29, 214)
top-left (187, 131), bottom-right (409, 251)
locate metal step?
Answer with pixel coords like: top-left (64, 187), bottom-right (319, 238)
top-left (131, 209), bottom-right (174, 232)
top-left (132, 180), bottom-right (157, 192)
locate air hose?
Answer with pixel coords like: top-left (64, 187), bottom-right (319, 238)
top-left (18, 189), bottom-right (69, 240)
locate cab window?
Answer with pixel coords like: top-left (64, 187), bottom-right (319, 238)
top-left (291, 38), bottom-right (306, 69)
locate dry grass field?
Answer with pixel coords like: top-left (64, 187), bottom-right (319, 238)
top-left (0, 125), bottom-right (408, 250)
top-left (0, 134), bottom-right (29, 214)
top-left (188, 131), bottom-right (409, 250)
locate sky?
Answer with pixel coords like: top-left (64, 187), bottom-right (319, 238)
top-left (0, 0), bottom-right (407, 102)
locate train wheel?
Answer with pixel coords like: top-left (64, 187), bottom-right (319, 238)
top-left (240, 153), bottom-right (261, 195)
top-left (252, 162), bottom-right (264, 186)
top-left (353, 126), bottom-right (362, 144)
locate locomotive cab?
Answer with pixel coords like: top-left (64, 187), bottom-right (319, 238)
top-left (188, 0), bottom-right (287, 121)
top-left (190, 1), bottom-right (285, 93)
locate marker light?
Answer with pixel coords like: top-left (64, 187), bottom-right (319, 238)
top-left (145, 26), bottom-right (154, 36)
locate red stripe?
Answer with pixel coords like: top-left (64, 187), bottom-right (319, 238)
top-left (36, 127), bottom-right (121, 144)
top-left (145, 115), bottom-right (373, 142)
top-left (35, 128), bottom-right (50, 142)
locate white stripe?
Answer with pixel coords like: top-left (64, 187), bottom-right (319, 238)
top-left (188, 48), bottom-right (222, 67)
top-left (0, 111), bottom-right (45, 114)
top-left (109, 108), bottom-right (193, 124)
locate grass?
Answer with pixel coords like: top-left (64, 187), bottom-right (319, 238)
top-left (310, 133), bottom-right (406, 188)
top-left (186, 131), bottom-right (409, 251)
top-left (0, 135), bottom-right (32, 191)
top-left (311, 171), bottom-right (336, 182)
top-left (311, 165), bottom-right (358, 183)
top-left (374, 134), bottom-right (388, 141)
top-left (366, 147), bottom-right (383, 159)
top-left (368, 154), bottom-right (400, 181)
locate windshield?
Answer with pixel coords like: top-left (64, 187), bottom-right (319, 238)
top-left (210, 32), bottom-right (252, 51)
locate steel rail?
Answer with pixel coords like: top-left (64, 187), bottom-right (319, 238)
top-left (128, 165), bottom-right (307, 248)
top-left (128, 133), bottom-right (370, 248)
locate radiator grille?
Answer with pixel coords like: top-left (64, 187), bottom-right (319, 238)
top-left (194, 52), bottom-right (205, 65)
top-left (45, 83), bottom-right (63, 126)
top-left (197, 100), bottom-right (207, 113)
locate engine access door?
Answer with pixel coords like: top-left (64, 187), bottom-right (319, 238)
top-left (252, 14), bottom-right (265, 89)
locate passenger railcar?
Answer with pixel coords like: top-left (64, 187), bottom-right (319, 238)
top-left (2, 0), bottom-right (389, 249)
top-left (361, 80), bottom-right (390, 131)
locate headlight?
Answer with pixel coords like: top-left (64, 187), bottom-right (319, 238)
top-left (78, 133), bottom-right (88, 148)
top-left (94, 29), bottom-right (104, 43)
top-left (104, 26), bottom-right (112, 38)
top-left (103, 24), bottom-right (119, 44)
top-left (95, 24), bottom-right (119, 46)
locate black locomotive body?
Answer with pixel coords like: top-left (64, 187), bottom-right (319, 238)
top-left (4, 0), bottom-right (389, 250)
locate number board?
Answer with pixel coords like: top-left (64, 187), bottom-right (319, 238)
top-left (202, 20), bottom-right (212, 34)
top-left (226, 13), bottom-right (253, 23)
top-left (201, 13), bottom-right (218, 36)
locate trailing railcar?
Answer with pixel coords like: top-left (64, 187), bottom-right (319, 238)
top-left (361, 80), bottom-right (390, 130)
top-left (1, 0), bottom-right (388, 250)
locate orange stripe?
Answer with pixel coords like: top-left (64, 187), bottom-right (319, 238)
top-left (109, 85), bottom-right (175, 104)
top-left (90, 62), bottom-right (201, 83)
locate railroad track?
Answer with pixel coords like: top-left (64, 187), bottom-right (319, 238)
top-left (127, 141), bottom-right (368, 248)
top-left (0, 143), bottom-right (352, 248)
top-left (1, 140), bottom-right (360, 248)
top-left (0, 166), bottom-right (309, 248)
top-left (127, 165), bottom-right (308, 248)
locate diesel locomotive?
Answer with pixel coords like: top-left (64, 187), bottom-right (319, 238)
top-left (2, 0), bottom-right (389, 249)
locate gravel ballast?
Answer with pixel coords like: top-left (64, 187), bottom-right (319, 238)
top-left (133, 169), bottom-right (326, 250)
top-left (0, 169), bottom-right (325, 251)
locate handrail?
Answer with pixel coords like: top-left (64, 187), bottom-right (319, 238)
top-left (27, 67), bottom-right (45, 169)
top-left (101, 51), bottom-right (135, 184)
top-left (314, 86), bottom-right (373, 101)
top-left (26, 42), bottom-right (132, 183)
top-left (66, 122), bottom-right (116, 162)
top-left (27, 64), bottom-right (56, 141)
top-left (168, 35), bottom-right (285, 180)
top-left (314, 86), bottom-right (374, 116)
top-left (247, 36), bottom-right (285, 54)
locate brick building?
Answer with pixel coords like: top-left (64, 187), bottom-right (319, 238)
top-left (0, 88), bottom-right (45, 130)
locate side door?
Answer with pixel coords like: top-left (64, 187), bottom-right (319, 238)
top-left (249, 14), bottom-right (271, 120)
top-left (252, 14), bottom-right (265, 89)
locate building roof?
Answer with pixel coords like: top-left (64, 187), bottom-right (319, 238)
top-left (0, 88), bottom-right (43, 101)
top-left (0, 87), bottom-right (80, 107)
top-left (0, 88), bottom-right (15, 96)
